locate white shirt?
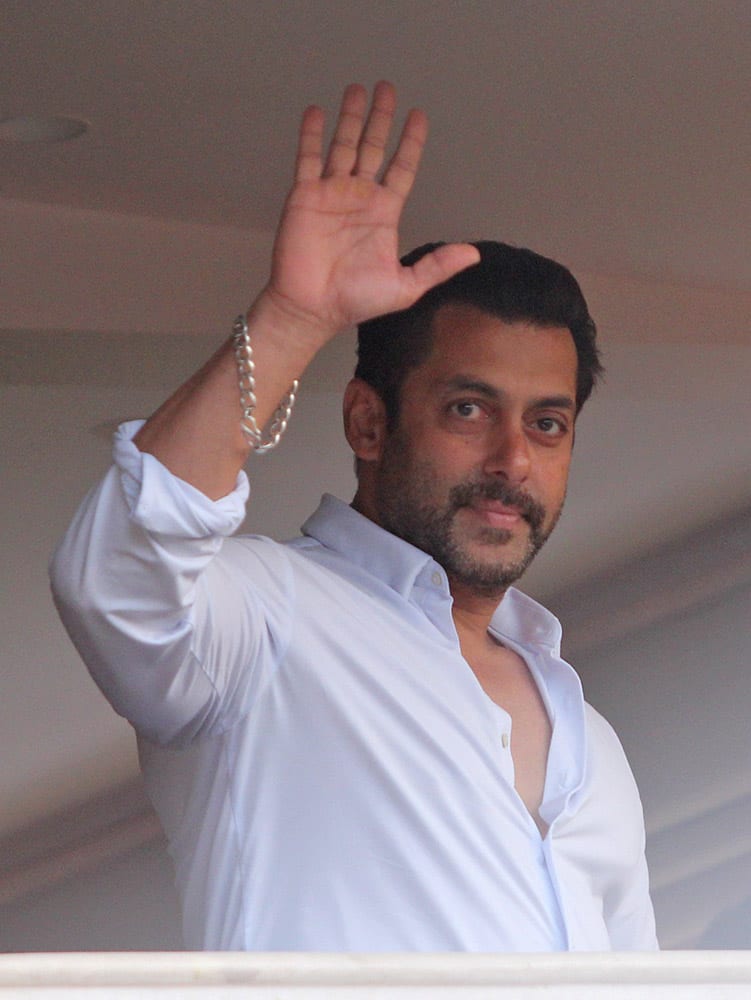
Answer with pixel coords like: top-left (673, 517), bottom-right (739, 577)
top-left (50, 421), bottom-right (657, 952)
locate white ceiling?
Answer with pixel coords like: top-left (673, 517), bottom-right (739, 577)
top-left (1, 0), bottom-right (750, 287)
top-left (1, 2), bottom-right (750, 850)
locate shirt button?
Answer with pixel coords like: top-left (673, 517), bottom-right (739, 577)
top-left (431, 571), bottom-right (443, 587)
top-left (501, 732), bottom-right (510, 749)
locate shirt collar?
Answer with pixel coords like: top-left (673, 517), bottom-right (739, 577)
top-left (301, 494), bottom-right (563, 652)
top-left (301, 494), bottom-right (439, 598)
top-left (490, 589), bottom-right (563, 655)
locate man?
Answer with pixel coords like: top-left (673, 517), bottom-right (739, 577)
top-left (50, 82), bottom-right (657, 951)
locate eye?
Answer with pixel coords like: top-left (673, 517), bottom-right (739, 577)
top-left (449, 400), bottom-right (485, 420)
top-left (534, 415), bottom-right (568, 437)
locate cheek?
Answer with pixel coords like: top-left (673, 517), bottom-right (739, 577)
top-left (436, 451), bottom-right (486, 488)
top-left (545, 461), bottom-right (571, 503)
top-left (533, 446), bottom-right (571, 487)
top-left (436, 430), bottom-right (490, 464)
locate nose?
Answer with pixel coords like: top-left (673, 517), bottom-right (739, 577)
top-left (482, 422), bottom-right (531, 483)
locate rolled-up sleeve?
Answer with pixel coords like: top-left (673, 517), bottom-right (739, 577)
top-left (50, 421), bottom-right (289, 746)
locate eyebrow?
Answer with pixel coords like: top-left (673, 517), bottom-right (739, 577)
top-left (439, 376), bottom-right (575, 411)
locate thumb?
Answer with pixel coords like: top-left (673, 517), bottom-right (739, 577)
top-left (404, 242), bottom-right (481, 302)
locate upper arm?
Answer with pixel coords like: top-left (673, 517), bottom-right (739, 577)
top-left (50, 456), bottom-right (295, 747)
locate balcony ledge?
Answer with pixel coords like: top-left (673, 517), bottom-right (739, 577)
top-left (1, 951), bottom-right (751, 996)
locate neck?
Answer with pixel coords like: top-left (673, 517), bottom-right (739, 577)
top-left (350, 485), bottom-right (378, 524)
top-left (350, 486), bottom-right (510, 637)
top-left (449, 577), bottom-right (507, 640)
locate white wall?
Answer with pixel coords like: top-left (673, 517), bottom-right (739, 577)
top-left (549, 508), bottom-right (751, 948)
top-left (0, 839), bottom-right (182, 953)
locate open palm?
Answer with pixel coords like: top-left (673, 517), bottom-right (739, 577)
top-left (266, 82), bottom-right (479, 339)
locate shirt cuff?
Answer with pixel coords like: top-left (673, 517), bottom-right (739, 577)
top-left (113, 419), bottom-right (250, 538)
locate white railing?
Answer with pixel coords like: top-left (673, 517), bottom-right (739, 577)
top-left (1, 952), bottom-right (751, 998)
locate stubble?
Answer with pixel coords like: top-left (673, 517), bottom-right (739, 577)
top-left (375, 438), bottom-right (562, 598)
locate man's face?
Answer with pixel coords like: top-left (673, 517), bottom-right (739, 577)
top-left (372, 304), bottom-right (578, 598)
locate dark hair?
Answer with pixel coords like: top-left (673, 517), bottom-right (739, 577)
top-left (356, 240), bottom-right (603, 427)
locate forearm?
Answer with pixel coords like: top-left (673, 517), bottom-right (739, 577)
top-left (134, 289), bottom-right (330, 500)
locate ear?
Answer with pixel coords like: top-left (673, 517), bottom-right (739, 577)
top-left (343, 378), bottom-right (387, 462)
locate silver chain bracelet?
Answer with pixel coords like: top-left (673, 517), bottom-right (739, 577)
top-left (232, 314), bottom-right (299, 454)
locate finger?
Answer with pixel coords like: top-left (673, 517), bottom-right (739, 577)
top-left (353, 80), bottom-right (396, 180)
top-left (294, 105), bottom-right (325, 183)
top-left (404, 243), bottom-right (481, 301)
top-left (323, 83), bottom-right (369, 177)
top-left (381, 107), bottom-right (429, 200)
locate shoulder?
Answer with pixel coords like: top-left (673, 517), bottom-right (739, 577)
top-left (584, 702), bottom-right (635, 773)
top-left (209, 530), bottom-right (354, 608)
top-left (200, 531), bottom-right (322, 602)
top-left (583, 699), bottom-right (622, 743)
top-left (216, 530), bottom-right (319, 570)
top-left (582, 701), bottom-right (645, 824)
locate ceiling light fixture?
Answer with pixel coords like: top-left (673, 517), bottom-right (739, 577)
top-left (0, 115), bottom-right (89, 143)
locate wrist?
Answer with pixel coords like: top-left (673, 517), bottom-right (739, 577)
top-left (252, 285), bottom-right (339, 357)
top-left (232, 314), bottom-right (299, 455)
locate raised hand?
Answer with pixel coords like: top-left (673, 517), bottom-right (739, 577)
top-left (133, 82), bottom-right (479, 496)
top-left (264, 81), bottom-right (479, 342)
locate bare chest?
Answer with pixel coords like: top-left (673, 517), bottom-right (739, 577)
top-left (458, 631), bottom-right (552, 836)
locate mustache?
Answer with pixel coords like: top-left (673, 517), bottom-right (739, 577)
top-left (448, 479), bottom-right (546, 532)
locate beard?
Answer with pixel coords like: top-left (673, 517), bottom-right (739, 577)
top-left (374, 438), bottom-right (562, 599)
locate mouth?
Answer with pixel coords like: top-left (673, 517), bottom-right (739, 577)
top-left (469, 499), bottom-right (526, 529)
top-left (448, 479), bottom-right (546, 535)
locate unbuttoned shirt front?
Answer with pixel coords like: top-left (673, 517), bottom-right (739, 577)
top-left (50, 422), bottom-right (657, 952)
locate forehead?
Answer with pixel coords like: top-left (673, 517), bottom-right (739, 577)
top-left (412, 303), bottom-right (578, 396)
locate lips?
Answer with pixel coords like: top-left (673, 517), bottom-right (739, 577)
top-left (448, 480), bottom-right (546, 533)
top-left (469, 499), bottom-right (525, 529)
top-left (474, 499), bottom-right (523, 517)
